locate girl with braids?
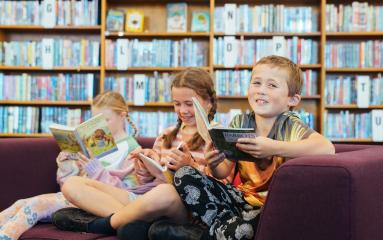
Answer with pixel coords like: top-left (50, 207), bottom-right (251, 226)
top-left (0, 91), bottom-right (140, 240)
top-left (53, 67), bottom-right (231, 237)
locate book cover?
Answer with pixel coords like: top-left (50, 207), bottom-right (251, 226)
top-left (371, 110), bottom-right (383, 142)
top-left (138, 153), bottom-right (174, 184)
top-left (49, 113), bottom-right (118, 160)
top-left (125, 9), bottom-right (144, 33)
top-left (223, 36), bottom-right (237, 67)
top-left (356, 75), bottom-right (370, 108)
top-left (192, 97), bottom-right (256, 161)
top-left (106, 9), bottom-right (125, 32)
top-left (272, 36), bottom-right (286, 57)
top-left (41, 38), bottom-right (54, 69)
top-left (116, 39), bottom-right (129, 70)
top-left (133, 74), bottom-right (146, 106)
top-left (41, 0), bottom-right (56, 28)
top-left (167, 3), bottom-right (187, 32)
top-left (191, 11), bottom-right (209, 32)
top-left (224, 3), bottom-right (236, 35)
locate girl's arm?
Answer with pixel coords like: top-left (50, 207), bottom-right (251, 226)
top-left (81, 145), bottom-right (142, 188)
top-left (56, 151), bottom-right (81, 186)
top-left (205, 142), bottom-right (235, 179)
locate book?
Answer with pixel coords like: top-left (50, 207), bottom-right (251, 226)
top-left (49, 113), bottom-right (118, 160)
top-left (192, 97), bottom-right (257, 161)
top-left (125, 9), bottom-right (144, 33)
top-left (133, 74), bottom-right (146, 105)
top-left (191, 11), bottom-right (210, 32)
top-left (223, 36), bottom-right (237, 67)
top-left (167, 3), bottom-right (187, 32)
top-left (138, 153), bottom-right (174, 184)
top-left (41, 0), bottom-right (56, 28)
top-left (371, 110), bottom-right (383, 142)
top-left (356, 75), bottom-right (370, 108)
top-left (116, 39), bottom-right (129, 70)
top-left (41, 38), bottom-right (54, 69)
top-left (106, 9), bottom-right (125, 32)
top-left (224, 3), bottom-right (236, 35)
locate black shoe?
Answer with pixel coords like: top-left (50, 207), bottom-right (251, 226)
top-left (52, 207), bottom-right (98, 232)
top-left (117, 220), bottom-right (151, 240)
top-left (148, 219), bottom-right (204, 240)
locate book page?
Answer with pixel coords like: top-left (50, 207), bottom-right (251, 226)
top-left (138, 153), bottom-right (173, 184)
top-left (192, 97), bottom-right (212, 143)
top-left (49, 126), bottom-right (83, 153)
top-left (76, 114), bottom-right (118, 159)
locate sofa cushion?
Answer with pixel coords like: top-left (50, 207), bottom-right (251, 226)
top-left (20, 223), bottom-right (117, 240)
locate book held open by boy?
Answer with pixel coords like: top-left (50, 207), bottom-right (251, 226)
top-left (192, 97), bottom-right (257, 161)
top-left (49, 113), bottom-right (118, 161)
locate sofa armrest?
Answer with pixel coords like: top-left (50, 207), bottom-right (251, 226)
top-left (256, 146), bottom-right (383, 240)
top-left (0, 138), bottom-right (61, 210)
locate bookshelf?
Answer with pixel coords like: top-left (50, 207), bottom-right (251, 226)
top-left (0, 0), bottom-right (382, 142)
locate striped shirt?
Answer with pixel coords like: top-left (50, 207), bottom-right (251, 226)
top-left (230, 111), bottom-right (314, 206)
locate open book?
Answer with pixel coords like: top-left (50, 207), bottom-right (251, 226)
top-left (138, 153), bottom-right (174, 184)
top-left (49, 113), bottom-right (118, 161)
top-left (192, 97), bottom-right (257, 161)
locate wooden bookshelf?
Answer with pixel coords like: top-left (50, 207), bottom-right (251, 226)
top-left (0, 100), bottom-right (92, 106)
top-left (105, 32), bottom-right (210, 37)
top-left (0, 0), bottom-right (382, 142)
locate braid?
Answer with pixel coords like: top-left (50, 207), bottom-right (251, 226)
top-left (188, 88), bottom-right (217, 151)
top-left (163, 118), bottom-right (182, 149)
top-left (126, 114), bottom-right (139, 137)
top-left (207, 89), bottom-right (217, 122)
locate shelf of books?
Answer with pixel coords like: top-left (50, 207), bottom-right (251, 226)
top-left (0, 0), bottom-right (382, 143)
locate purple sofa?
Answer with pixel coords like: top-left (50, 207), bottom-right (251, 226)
top-left (1, 138), bottom-right (382, 240)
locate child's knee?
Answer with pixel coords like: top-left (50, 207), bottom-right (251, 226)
top-left (146, 184), bottom-right (182, 213)
top-left (61, 176), bottom-right (83, 203)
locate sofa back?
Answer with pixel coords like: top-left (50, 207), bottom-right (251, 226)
top-left (0, 137), bottom-right (155, 211)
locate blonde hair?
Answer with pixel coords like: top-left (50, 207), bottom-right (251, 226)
top-left (163, 68), bottom-right (217, 151)
top-left (254, 55), bottom-right (303, 96)
top-left (92, 91), bottom-right (138, 137)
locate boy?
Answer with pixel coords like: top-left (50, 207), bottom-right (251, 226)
top-left (162, 55), bottom-right (335, 240)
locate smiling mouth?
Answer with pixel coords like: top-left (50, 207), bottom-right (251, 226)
top-left (256, 99), bottom-right (268, 104)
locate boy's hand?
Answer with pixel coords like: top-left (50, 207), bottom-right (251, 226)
top-left (236, 136), bottom-right (277, 159)
top-left (205, 141), bottom-right (225, 170)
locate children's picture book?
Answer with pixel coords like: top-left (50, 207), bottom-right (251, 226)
top-left (192, 97), bottom-right (257, 161)
top-left (106, 9), bottom-right (125, 32)
top-left (125, 9), bottom-right (144, 33)
top-left (138, 153), bottom-right (174, 184)
top-left (167, 3), bottom-right (187, 32)
top-left (191, 11), bottom-right (210, 32)
top-left (49, 113), bottom-right (118, 161)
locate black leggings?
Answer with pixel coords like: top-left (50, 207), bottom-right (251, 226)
top-left (174, 166), bottom-right (260, 240)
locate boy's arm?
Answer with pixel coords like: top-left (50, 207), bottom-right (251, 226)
top-left (274, 132), bottom-right (335, 158)
top-left (237, 132), bottom-right (335, 159)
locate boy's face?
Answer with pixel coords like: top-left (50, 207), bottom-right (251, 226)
top-left (248, 64), bottom-right (300, 118)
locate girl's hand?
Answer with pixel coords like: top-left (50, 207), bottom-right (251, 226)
top-left (76, 152), bottom-right (91, 169)
top-left (56, 151), bottom-right (78, 163)
top-left (205, 141), bottom-right (226, 170)
top-left (236, 136), bottom-right (277, 159)
top-left (131, 148), bottom-right (160, 162)
top-left (134, 157), bottom-right (155, 184)
top-left (165, 146), bottom-right (193, 171)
